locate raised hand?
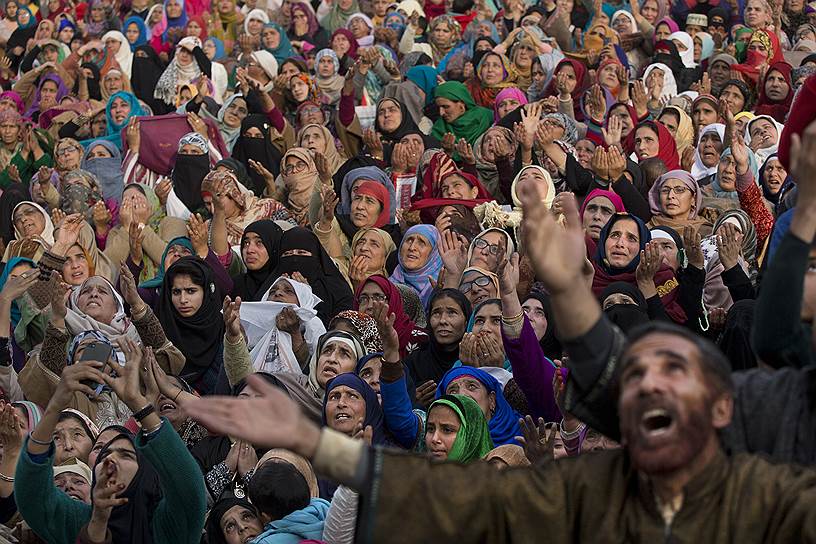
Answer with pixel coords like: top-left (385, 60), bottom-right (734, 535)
top-left (555, 69), bottom-right (574, 98)
top-left (313, 152), bottom-right (332, 183)
top-left (635, 241), bottom-right (661, 298)
top-left (606, 145), bottom-right (627, 181)
top-left (0, 402), bottom-right (25, 452)
top-left (370, 299), bottom-right (399, 360)
top-left (441, 132), bottom-right (456, 154)
top-left (438, 229), bottom-right (468, 277)
top-left (716, 223), bottom-right (741, 271)
top-left (683, 226), bottom-right (704, 269)
top-left (319, 185), bottom-right (338, 226)
top-left (275, 307), bottom-right (302, 335)
top-left (586, 85), bottom-right (607, 124)
top-left (223, 296), bottom-right (243, 343)
top-left (118, 263), bottom-right (145, 313)
top-left (601, 114), bottom-right (622, 147)
top-left (515, 415), bottom-right (554, 464)
top-left (0, 266), bottom-right (38, 303)
top-left (187, 213), bottom-right (209, 258)
top-left (415, 379), bottom-right (437, 408)
top-left (126, 117), bottom-right (140, 152)
top-left (92, 201), bottom-right (111, 231)
top-left (631, 79), bottom-right (648, 118)
top-left (348, 255), bottom-right (371, 287)
top-left (54, 213), bottom-right (84, 251)
top-left (363, 127), bottom-right (384, 158)
top-left (590, 146), bottom-right (608, 180)
top-left (496, 251), bottom-right (520, 295)
top-left (103, 336), bottom-right (146, 410)
top-left (186, 111), bottom-right (208, 138)
top-left (390, 142), bottom-right (409, 174)
top-left (454, 138), bottom-right (475, 164)
top-left (127, 220), bottom-right (144, 263)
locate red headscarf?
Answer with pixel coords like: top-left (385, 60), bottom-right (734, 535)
top-left (331, 28), bottom-right (358, 59)
top-left (544, 59), bottom-right (589, 111)
top-left (637, 120), bottom-right (680, 170)
top-left (357, 181), bottom-right (391, 228)
top-left (424, 0), bottom-right (447, 20)
top-left (754, 61), bottom-right (793, 123)
top-left (778, 68), bottom-right (816, 170)
top-left (185, 16), bottom-right (209, 41)
top-left (353, 274), bottom-right (425, 357)
top-left (597, 57), bottom-right (623, 98)
top-left (732, 29), bottom-right (783, 85)
top-left (416, 150), bottom-right (492, 201)
top-left (579, 188), bottom-right (626, 218)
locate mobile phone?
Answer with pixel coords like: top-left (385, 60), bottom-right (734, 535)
top-left (78, 342), bottom-right (114, 396)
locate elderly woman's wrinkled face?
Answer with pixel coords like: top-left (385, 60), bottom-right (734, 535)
top-left (0, 120), bottom-right (19, 146)
top-left (720, 84), bottom-right (746, 114)
top-left (717, 155), bottom-right (737, 191)
top-left (655, 21), bottom-right (672, 41)
top-left (446, 375), bottom-right (495, 418)
top-left (469, 231), bottom-right (504, 272)
top-left (612, 13), bottom-right (633, 34)
top-left (709, 59), bottom-right (731, 88)
top-left (351, 190), bottom-right (382, 228)
top-left (575, 139), bottom-right (596, 168)
top-left (652, 236), bottom-right (679, 270)
top-left (659, 179), bottom-right (695, 219)
top-left (429, 295), bottom-right (466, 346)
top-left (77, 277), bottom-right (119, 323)
top-left (325, 384), bottom-right (367, 435)
top-left (262, 26), bottom-right (281, 49)
top-left (353, 230), bottom-right (388, 273)
top-left (582, 195), bottom-right (616, 240)
top-left (356, 279), bottom-right (387, 316)
top-left (315, 339), bottom-right (358, 388)
top-left (53, 417), bottom-right (94, 465)
top-left (331, 33), bottom-right (351, 56)
top-left (496, 96), bottom-right (521, 120)
top-left (247, 15), bottom-right (264, 35)
top-left (513, 43), bottom-right (534, 68)
top-left (764, 69), bottom-right (790, 102)
top-left (400, 233), bottom-right (432, 271)
top-left (698, 131), bottom-right (723, 167)
top-left (749, 118), bottom-right (778, 149)
top-left (220, 505), bottom-right (263, 544)
top-left (54, 472), bottom-right (91, 503)
top-left (267, 278), bottom-right (299, 304)
top-left (436, 97), bottom-right (466, 123)
top-left (300, 125), bottom-right (326, 153)
top-left (745, 0), bottom-right (771, 28)
top-left (13, 203), bottom-right (45, 238)
top-left (348, 16), bottom-right (369, 39)
top-left (92, 111), bottom-right (107, 137)
top-left (763, 157), bottom-right (787, 195)
top-left (604, 218), bottom-right (641, 268)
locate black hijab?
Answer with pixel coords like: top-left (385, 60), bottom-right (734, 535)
top-left (231, 114), bottom-right (283, 197)
top-left (522, 291), bottom-right (562, 361)
top-left (718, 299), bottom-right (758, 371)
top-left (271, 227), bottom-right (353, 324)
top-left (78, 62), bottom-right (102, 101)
top-left (331, 155), bottom-right (380, 197)
top-left (375, 97), bottom-right (419, 146)
top-left (172, 152), bottom-right (211, 214)
top-left (216, 158), bottom-right (252, 190)
top-left (93, 433), bottom-right (162, 544)
top-left (131, 44), bottom-right (168, 114)
top-left (6, 25), bottom-right (36, 71)
top-left (0, 183), bottom-right (28, 245)
top-left (600, 281), bottom-right (649, 334)
top-left (156, 257), bottom-right (225, 386)
top-left (205, 497), bottom-right (260, 544)
top-left (231, 220), bottom-right (283, 301)
top-left (404, 288), bottom-right (471, 386)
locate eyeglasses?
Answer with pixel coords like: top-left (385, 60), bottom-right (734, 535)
top-left (57, 146), bottom-right (78, 156)
top-left (283, 162), bottom-right (308, 175)
top-left (473, 237), bottom-right (501, 255)
top-left (659, 186), bottom-right (690, 196)
top-left (459, 275), bottom-right (492, 293)
top-left (357, 293), bottom-right (388, 305)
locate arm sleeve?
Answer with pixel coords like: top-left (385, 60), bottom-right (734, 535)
top-left (752, 232), bottom-right (813, 368)
top-left (223, 334), bottom-right (254, 386)
top-left (501, 318), bottom-right (560, 422)
top-left (645, 294), bottom-right (672, 322)
top-left (720, 264), bottom-right (755, 303)
top-left (737, 179), bottom-right (775, 248)
top-left (676, 265), bottom-right (706, 332)
top-left (563, 154), bottom-right (595, 197)
top-left (322, 485), bottom-right (359, 544)
top-left (137, 421), bottom-right (207, 543)
top-left (19, 47), bottom-right (40, 74)
top-left (380, 375), bottom-right (422, 449)
top-left (612, 174), bottom-right (652, 222)
top-left (192, 46), bottom-right (212, 78)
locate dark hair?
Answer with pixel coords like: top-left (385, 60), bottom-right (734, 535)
top-left (428, 288), bottom-right (472, 320)
top-left (638, 157), bottom-right (668, 191)
top-left (231, 371), bottom-right (291, 397)
top-left (658, 108), bottom-right (680, 126)
top-left (452, 0), bottom-right (473, 13)
top-left (247, 460), bottom-right (310, 521)
top-left (165, 258), bottom-right (206, 287)
top-left (620, 321), bottom-right (734, 397)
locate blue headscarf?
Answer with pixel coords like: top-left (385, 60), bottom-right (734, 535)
top-left (205, 37), bottom-right (226, 61)
top-left (0, 257), bottom-right (35, 330)
top-left (17, 6), bottom-right (35, 29)
top-left (384, 12), bottom-right (406, 38)
top-left (406, 65), bottom-right (438, 106)
top-left (139, 236), bottom-right (194, 289)
top-left (322, 372), bottom-right (387, 444)
top-left (58, 18), bottom-right (77, 35)
top-left (436, 366), bottom-right (521, 446)
top-left (263, 22), bottom-right (296, 63)
top-left (80, 139), bottom-right (123, 202)
top-left (390, 225), bottom-right (443, 308)
top-left (81, 91), bottom-right (145, 149)
top-left (123, 16), bottom-right (148, 50)
top-left (162, 0), bottom-right (188, 42)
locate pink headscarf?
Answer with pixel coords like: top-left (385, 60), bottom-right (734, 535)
top-left (653, 17), bottom-right (679, 43)
top-left (580, 188), bottom-right (625, 217)
top-left (493, 87), bottom-right (528, 122)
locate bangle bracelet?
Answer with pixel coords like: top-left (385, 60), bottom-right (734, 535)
top-left (28, 433), bottom-right (53, 446)
top-left (142, 420), bottom-right (163, 435)
top-left (502, 310), bottom-right (524, 322)
top-left (172, 388), bottom-right (183, 404)
top-left (133, 403), bottom-right (156, 422)
top-left (0, 472), bottom-right (13, 482)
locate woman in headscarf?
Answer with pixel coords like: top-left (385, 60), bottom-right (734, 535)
top-left (647, 169), bottom-right (712, 235)
top-left (297, 123), bottom-right (345, 176)
top-left (590, 212), bottom-right (687, 323)
top-left (389, 224), bottom-right (443, 307)
top-left (200, 170), bottom-right (292, 247)
top-left (754, 61), bottom-right (793, 123)
top-left (657, 105), bottom-right (694, 156)
top-left (17, 412), bottom-right (205, 544)
top-left (100, 30), bottom-right (133, 78)
top-left (338, 227), bottom-right (395, 290)
top-left (84, 91), bottom-right (144, 149)
top-left (153, 37), bottom-right (208, 109)
top-left (278, 147), bottom-right (319, 227)
top-left (465, 51), bottom-right (515, 109)
top-left (24, 73), bottom-right (69, 122)
top-left (492, 87), bottom-right (527, 124)
top-left (690, 123), bottom-right (726, 184)
top-left (123, 16), bottom-right (148, 50)
top-left (632, 120), bottom-right (680, 170)
top-left (701, 208), bottom-right (758, 313)
top-left (99, 69), bottom-right (133, 102)
top-left (80, 139), bottom-right (123, 202)
top-left (329, 28), bottom-right (358, 74)
top-left (289, 2), bottom-right (330, 52)
top-left (231, 114), bottom-right (283, 198)
top-left (471, 126), bottom-right (517, 201)
top-left (330, 309), bottom-right (382, 353)
top-left (427, 15), bottom-right (465, 77)
top-left (431, 81), bottom-right (493, 151)
top-left (521, 291), bottom-right (562, 361)
top-left (3, 201), bottom-right (54, 262)
top-left (82, 0), bottom-right (119, 40)
top-left (404, 288), bottom-right (471, 389)
top-left (320, 0), bottom-right (359, 33)
top-left (205, 497), bottom-right (264, 544)
top-left (262, 22), bottom-right (296, 63)
top-left (542, 59), bottom-right (589, 121)
top-left (237, 276), bottom-right (325, 374)
top-left (5, 6), bottom-right (35, 72)
top-left (229, 220), bottom-right (283, 302)
top-left (271, 227), bottom-right (355, 324)
top-left (0, 1), bottom-right (19, 45)
top-left (744, 114), bottom-right (784, 166)
top-left (758, 153), bottom-right (790, 207)
top-left (425, 394), bottom-right (494, 461)
top-left (314, 48), bottom-right (345, 105)
top-left (355, 274), bottom-right (427, 357)
top-left (156, 256), bottom-right (225, 394)
top-left (668, 30), bottom-right (697, 68)
top-left (732, 29), bottom-right (784, 85)
top-left (374, 96), bottom-right (420, 151)
top-left (322, 372), bottom-right (388, 443)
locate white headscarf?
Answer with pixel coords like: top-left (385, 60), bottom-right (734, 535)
top-left (244, 8), bottom-right (269, 34)
top-left (346, 12), bottom-right (374, 47)
top-left (691, 123), bottom-right (725, 181)
top-left (239, 277), bottom-right (326, 374)
top-left (642, 63), bottom-right (678, 101)
top-left (101, 30), bottom-right (133, 77)
top-left (153, 37), bottom-right (202, 106)
top-left (669, 31), bottom-right (696, 68)
top-left (12, 201), bottom-right (54, 245)
top-left (744, 114), bottom-right (784, 167)
top-left (250, 50), bottom-right (278, 91)
top-left (611, 10), bottom-right (637, 34)
top-left (511, 165), bottom-right (556, 210)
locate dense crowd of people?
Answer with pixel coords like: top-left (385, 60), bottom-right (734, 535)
top-left (0, 0), bottom-right (810, 539)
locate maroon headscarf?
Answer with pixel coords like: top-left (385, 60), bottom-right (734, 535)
top-left (353, 274), bottom-right (425, 357)
top-left (544, 59), bottom-right (589, 121)
top-left (754, 61), bottom-right (793, 124)
top-left (633, 120), bottom-right (680, 170)
top-left (331, 28), bottom-right (358, 59)
top-left (289, 2), bottom-right (319, 37)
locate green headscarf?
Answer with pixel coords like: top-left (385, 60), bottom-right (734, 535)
top-left (431, 81), bottom-right (494, 154)
top-left (733, 27), bottom-right (754, 63)
top-left (320, 0), bottom-right (360, 33)
top-left (429, 394), bottom-right (494, 463)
